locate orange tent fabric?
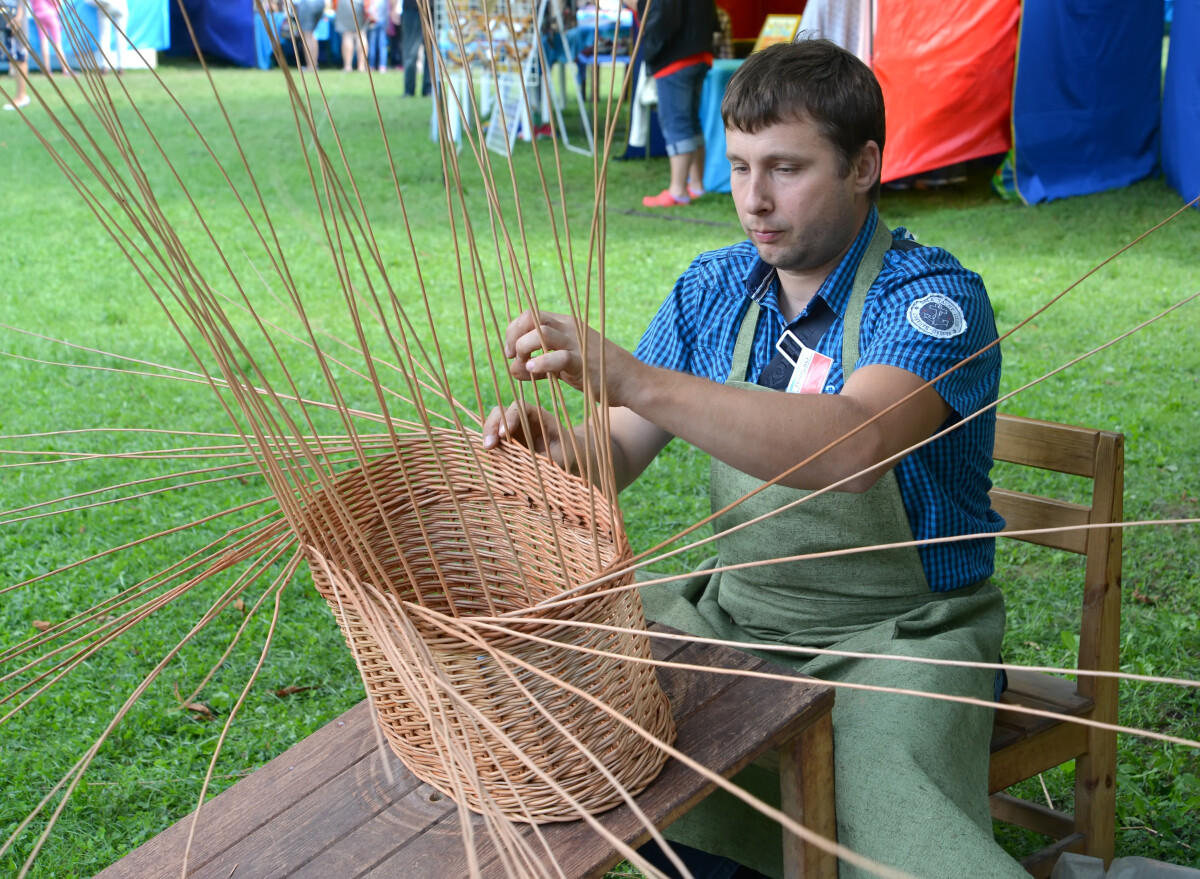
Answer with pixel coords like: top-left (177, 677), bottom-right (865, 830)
top-left (874, 0), bottom-right (1020, 182)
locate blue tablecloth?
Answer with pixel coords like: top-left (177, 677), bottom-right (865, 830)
top-left (700, 58), bottom-right (744, 194)
top-left (254, 10), bottom-right (333, 70)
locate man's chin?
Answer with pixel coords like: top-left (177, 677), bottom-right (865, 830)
top-left (750, 242), bottom-right (800, 270)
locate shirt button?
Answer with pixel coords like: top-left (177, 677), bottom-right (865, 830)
top-left (824, 384), bottom-right (836, 394)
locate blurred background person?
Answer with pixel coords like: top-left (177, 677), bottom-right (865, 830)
top-left (290, 0), bottom-right (325, 69)
top-left (386, 0), bottom-right (403, 70)
top-left (366, 0), bottom-right (388, 71)
top-left (87, 0), bottom-right (129, 73)
top-left (635, 0), bottom-right (716, 207)
top-left (2, 0), bottom-right (30, 109)
top-left (399, 0), bottom-right (429, 96)
top-left (335, 0), bottom-right (368, 71)
top-left (30, 0), bottom-right (68, 75)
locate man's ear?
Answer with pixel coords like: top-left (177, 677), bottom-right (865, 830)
top-left (853, 141), bottom-right (882, 195)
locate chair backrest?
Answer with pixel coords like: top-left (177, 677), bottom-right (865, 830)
top-left (989, 413), bottom-right (1125, 706)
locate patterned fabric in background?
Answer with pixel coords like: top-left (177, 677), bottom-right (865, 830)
top-left (713, 6), bottom-right (733, 59)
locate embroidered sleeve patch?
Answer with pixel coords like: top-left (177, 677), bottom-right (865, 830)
top-left (907, 294), bottom-right (967, 339)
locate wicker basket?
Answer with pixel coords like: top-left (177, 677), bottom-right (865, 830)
top-left (299, 428), bottom-right (675, 822)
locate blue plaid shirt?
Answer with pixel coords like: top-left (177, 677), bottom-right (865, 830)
top-left (633, 208), bottom-right (1004, 592)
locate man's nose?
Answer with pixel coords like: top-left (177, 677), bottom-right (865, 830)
top-left (742, 173), bottom-right (771, 213)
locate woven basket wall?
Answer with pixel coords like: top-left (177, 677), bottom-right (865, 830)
top-left (299, 428), bottom-right (675, 822)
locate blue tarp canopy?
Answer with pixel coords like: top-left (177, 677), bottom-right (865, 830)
top-left (168, 0), bottom-right (258, 68)
top-left (1162, 0), bottom-right (1200, 206)
top-left (1010, 0), bottom-right (1163, 203)
top-left (169, 1), bottom-right (336, 70)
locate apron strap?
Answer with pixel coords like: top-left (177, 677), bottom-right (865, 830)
top-left (842, 218), bottom-right (893, 381)
top-left (728, 299), bottom-right (761, 384)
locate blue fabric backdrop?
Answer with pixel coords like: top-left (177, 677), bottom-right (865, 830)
top-left (699, 59), bottom-right (742, 193)
top-left (168, 0), bottom-right (257, 68)
top-left (1011, 0), bottom-right (1164, 204)
top-left (99, 0), bottom-right (169, 50)
top-left (1162, 0), bottom-right (1200, 206)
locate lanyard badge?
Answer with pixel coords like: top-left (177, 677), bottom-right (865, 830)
top-left (776, 329), bottom-right (833, 394)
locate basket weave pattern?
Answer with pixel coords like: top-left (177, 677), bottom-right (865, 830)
top-left (299, 429), bottom-right (675, 821)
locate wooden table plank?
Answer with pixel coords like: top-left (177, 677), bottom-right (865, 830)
top-left (94, 702), bottom-right (380, 879)
top-left (323, 637), bottom-right (767, 879)
top-left (94, 626), bottom-right (835, 879)
top-left (475, 647), bottom-right (834, 879)
top-left (287, 781), bottom-right (457, 879)
top-left (183, 747), bottom-right (422, 879)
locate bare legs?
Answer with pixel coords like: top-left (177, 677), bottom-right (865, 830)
top-left (34, 23), bottom-right (68, 76)
top-left (5, 55), bottom-right (29, 109)
top-left (667, 153), bottom-right (690, 200)
top-left (301, 31), bottom-right (318, 69)
top-left (667, 147), bottom-right (706, 200)
top-left (341, 30), bottom-right (367, 72)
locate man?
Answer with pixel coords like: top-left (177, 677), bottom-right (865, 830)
top-left (483, 40), bottom-right (1027, 879)
top-left (634, 0), bottom-right (715, 207)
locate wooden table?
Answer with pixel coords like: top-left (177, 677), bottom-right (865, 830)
top-left (95, 625), bottom-right (836, 879)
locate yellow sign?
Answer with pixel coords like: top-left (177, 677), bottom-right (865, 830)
top-left (752, 14), bottom-right (802, 53)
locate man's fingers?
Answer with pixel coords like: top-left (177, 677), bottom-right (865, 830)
top-left (482, 401), bottom-right (559, 455)
top-left (482, 405), bottom-right (507, 449)
top-left (512, 322), bottom-right (573, 362)
top-left (521, 348), bottom-right (574, 377)
top-left (504, 309), bottom-right (554, 357)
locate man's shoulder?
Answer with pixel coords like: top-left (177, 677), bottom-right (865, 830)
top-left (877, 229), bottom-right (988, 303)
top-left (883, 229), bottom-right (977, 277)
top-left (683, 239), bottom-right (759, 287)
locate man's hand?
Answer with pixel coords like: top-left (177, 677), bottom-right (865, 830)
top-left (503, 309), bottom-right (641, 406)
top-left (481, 401), bottom-right (562, 456)
top-left (487, 310), bottom-right (672, 492)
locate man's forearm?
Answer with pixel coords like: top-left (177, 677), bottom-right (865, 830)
top-left (618, 359), bottom-right (939, 492)
top-left (554, 418), bottom-right (654, 494)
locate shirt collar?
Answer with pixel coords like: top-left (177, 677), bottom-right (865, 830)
top-left (741, 206), bottom-right (881, 323)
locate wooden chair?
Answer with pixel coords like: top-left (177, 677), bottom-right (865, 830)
top-left (987, 413), bottom-right (1125, 878)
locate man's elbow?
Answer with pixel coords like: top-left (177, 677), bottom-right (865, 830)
top-left (791, 445), bottom-right (894, 494)
top-left (835, 467), bottom-right (888, 494)
top-left (836, 433), bottom-right (898, 492)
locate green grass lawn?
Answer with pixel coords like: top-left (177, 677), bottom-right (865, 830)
top-left (1, 62), bottom-right (1198, 876)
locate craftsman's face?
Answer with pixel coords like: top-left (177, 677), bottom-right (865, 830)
top-left (727, 117), bottom-right (878, 284)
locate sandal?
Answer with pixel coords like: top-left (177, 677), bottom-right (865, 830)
top-left (642, 189), bottom-right (690, 208)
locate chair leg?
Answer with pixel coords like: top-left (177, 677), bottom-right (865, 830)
top-left (779, 711), bottom-right (838, 879)
top-left (1074, 733), bottom-right (1117, 866)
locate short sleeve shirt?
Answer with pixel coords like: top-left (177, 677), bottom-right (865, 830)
top-left (633, 208), bottom-right (1005, 592)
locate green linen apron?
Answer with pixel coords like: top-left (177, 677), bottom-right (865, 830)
top-left (641, 224), bottom-right (1027, 879)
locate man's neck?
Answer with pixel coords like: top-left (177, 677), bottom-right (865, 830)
top-left (775, 280), bottom-right (817, 324)
top-left (775, 257), bottom-right (845, 323)
top-left (775, 206), bottom-right (873, 323)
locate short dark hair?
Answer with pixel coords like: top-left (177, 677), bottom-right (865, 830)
top-left (722, 39), bottom-right (886, 200)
